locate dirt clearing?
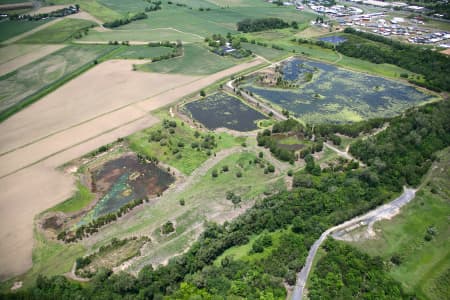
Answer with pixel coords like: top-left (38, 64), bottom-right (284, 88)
top-left (0, 44), bottom-right (66, 76)
top-left (0, 58), bottom-right (264, 280)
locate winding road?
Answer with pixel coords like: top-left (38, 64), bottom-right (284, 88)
top-left (291, 188), bottom-right (417, 300)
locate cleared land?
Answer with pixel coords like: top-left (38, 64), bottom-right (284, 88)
top-left (0, 58), bottom-right (263, 280)
top-left (0, 44), bottom-right (66, 76)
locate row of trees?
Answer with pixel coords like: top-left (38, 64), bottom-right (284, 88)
top-left (103, 12), bottom-right (148, 28)
top-left (337, 28), bottom-right (450, 92)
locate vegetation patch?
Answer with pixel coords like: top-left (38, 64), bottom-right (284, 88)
top-left (182, 92), bottom-right (267, 131)
top-left (75, 236), bottom-right (149, 278)
top-left (49, 182), bottom-right (94, 214)
top-left (128, 117), bottom-right (241, 174)
top-left (18, 18), bottom-right (96, 43)
top-left (112, 45), bottom-right (173, 60)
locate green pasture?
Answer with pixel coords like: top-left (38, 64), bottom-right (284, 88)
top-left (81, 28), bottom-right (203, 43)
top-left (137, 44), bottom-right (239, 75)
top-left (112, 45), bottom-right (173, 59)
top-left (48, 0), bottom-right (121, 22)
top-left (49, 182), bottom-right (94, 214)
top-left (97, 0), bottom-right (148, 15)
top-left (18, 18), bottom-right (96, 44)
top-left (349, 148), bottom-right (450, 300)
top-left (0, 19), bottom-right (50, 43)
top-left (241, 42), bottom-right (287, 61)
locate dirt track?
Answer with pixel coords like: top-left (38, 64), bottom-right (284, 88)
top-left (0, 58), bottom-right (263, 280)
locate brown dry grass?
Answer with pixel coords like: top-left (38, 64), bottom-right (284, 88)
top-left (0, 58), bottom-right (264, 280)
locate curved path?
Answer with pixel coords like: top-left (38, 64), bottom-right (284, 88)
top-left (292, 188), bottom-right (416, 300)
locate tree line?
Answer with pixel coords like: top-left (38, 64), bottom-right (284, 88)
top-left (337, 28), bottom-right (450, 92)
top-left (237, 18), bottom-right (291, 32)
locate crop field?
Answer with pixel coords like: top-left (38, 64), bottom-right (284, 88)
top-left (97, 0), bottom-right (149, 15)
top-left (18, 18), bottom-right (96, 44)
top-left (137, 44), bottom-right (239, 75)
top-left (0, 44), bottom-right (66, 76)
top-left (183, 92), bottom-right (267, 131)
top-left (0, 44), bottom-right (115, 115)
top-left (48, 0), bottom-right (122, 22)
top-left (127, 116), bottom-right (243, 175)
top-left (81, 28), bottom-right (203, 43)
top-left (115, 3), bottom-right (314, 37)
top-left (0, 19), bottom-right (50, 43)
top-left (112, 45), bottom-right (173, 59)
top-left (242, 57), bottom-right (437, 123)
top-left (348, 148), bottom-right (450, 300)
top-left (80, 153), bottom-right (174, 224)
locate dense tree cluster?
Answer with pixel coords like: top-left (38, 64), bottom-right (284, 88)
top-left (350, 99), bottom-right (450, 189)
top-left (337, 28), bottom-right (450, 91)
top-left (103, 12), bottom-right (148, 28)
top-left (237, 18), bottom-right (290, 32)
top-left (308, 239), bottom-right (410, 299)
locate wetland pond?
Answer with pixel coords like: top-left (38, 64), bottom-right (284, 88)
top-left (243, 57), bottom-right (436, 123)
top-left (183, 92), bottom-right (267, 131)
top-left (80, 153), bottom-right (174, 224)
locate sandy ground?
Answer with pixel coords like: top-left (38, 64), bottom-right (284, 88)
top-left (0, 44), bottom-right (66, 76)
top-left (0, 58), bottom-right (263, 280)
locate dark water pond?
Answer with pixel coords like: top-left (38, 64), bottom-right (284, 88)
top-left (244, 57), bottom-right (434, 123)
top-left (90, 154), bottom-right (174, 218)
top-left (184, 92), bottom-right (267, 131)
top-left (319, 36), bottom-right (347, 44)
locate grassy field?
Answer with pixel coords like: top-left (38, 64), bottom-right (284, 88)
top-left (48, 0), bottom-right (121, 22)
top-left (97, 0), bottom-right (149, 15)
top-left (49, 182), bottom-right (94, 214)
top-left (348, 148), bottom-right (450, 300)
top-left (0, 44), bottom-right (116, 115)
top-left (18, 18), bottom-right (96, 44)
top-left (241, 42), bottom-right (287, 62)
top-left (0, 19), bottom-right (50, 43)
top-left (127, 114), bottom-right (243, 175)
top-left (214, 228), bottom-right (287, 265)
top-left (112, 45), bottom-right (173, 59)
top-left (114, 2), bottom-right (315, 37)
top-left (81, 28), bottom-right (203, 43)
top-left (137, 44), bottom-right (239, 75)
top-left (0, 44), bottom-right (53, 65)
